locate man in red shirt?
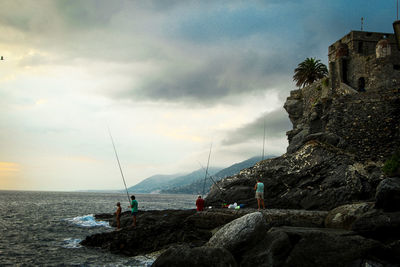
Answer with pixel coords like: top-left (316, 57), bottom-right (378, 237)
top-left (196, 195), bottom-right (205, 211)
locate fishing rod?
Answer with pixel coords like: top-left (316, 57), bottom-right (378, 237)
top-left (107, 127), bottom-right (131, 204)
top-left (262, 117), bottom-right (266, 161)
top-left (202, 143), bottom-right (212, 196)
top-left (197, 162), bottom-right (224, 196)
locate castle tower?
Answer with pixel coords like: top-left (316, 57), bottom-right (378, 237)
top-left (328, 31), bottom-right (400, 92)
top-left (376, 37), bottom-right (391, 58)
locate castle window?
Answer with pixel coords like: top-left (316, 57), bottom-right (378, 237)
top-left (394, 65), bottom-right (400, 70)
top-left (358, 77), bottom-right (366, 92)
top-left (358, 42), bottom-right (363, 54)
top-left (341, 59), bottom-right (348, 84)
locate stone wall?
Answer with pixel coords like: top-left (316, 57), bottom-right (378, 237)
top-left (343, 52), bottom-right (400, 92)
top-left (367, 57), bottom-right (400, 91)
top-left (325, 90), bottom-right (400, 161)
top-left (301, 79), bottom-right (331, 113)
top-left (284, 79), bottom-right (331, 146)
top-left (285, 88), bottom-right (400, 161)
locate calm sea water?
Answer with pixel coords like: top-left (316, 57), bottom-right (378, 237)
top-left (0, 191), bottom-right (197, 266)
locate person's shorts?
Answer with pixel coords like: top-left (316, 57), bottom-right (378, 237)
top-left (131, 211), bottom-right (138, 216)
top-left (255, 192), bottom-right (264, 199)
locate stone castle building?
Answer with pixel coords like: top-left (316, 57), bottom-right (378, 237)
top-left (284, 30), bottom-right (400, 161)
top-left (328, 30), bottom-right (400, 92)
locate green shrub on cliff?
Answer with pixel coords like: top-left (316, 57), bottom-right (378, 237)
top-left (382, 151), bottom-right (400, 177)
top-left (322, 77), bottom-right (329, 87)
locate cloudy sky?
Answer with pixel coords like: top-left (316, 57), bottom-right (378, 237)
top-left (0, 0), bottom-right (395, 191)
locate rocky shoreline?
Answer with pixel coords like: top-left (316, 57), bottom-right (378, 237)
top-left (81, 198), bottom-right (400, 266)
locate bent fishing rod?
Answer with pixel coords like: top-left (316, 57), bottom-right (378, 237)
top-left (108, 127), bottom-right (131, 204)
top-left (197, 162), bottom-right (224, 196)
top-left (202, 143), bottom-right (212, 196)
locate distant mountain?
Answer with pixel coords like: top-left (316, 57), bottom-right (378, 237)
top-left (160, 167), bottom-right (221, 189)
top-left (127, 167), bottom-right (221, 194)
top-left (75, 190), bottom-right (122, 193)
top-left (127, 174), bottom-right (182, 193)
top-left (160, 155), bottom-right (274, 195)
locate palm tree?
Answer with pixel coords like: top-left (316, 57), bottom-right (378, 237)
top-left (293, 57), bottom-right (328, 88)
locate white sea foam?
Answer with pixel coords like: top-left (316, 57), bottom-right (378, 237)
top-left (132, 255), bottom-right (158, 267)
top-left (62, 238), bottom-right (82, 249)
top-left (65, 214), bottom-right (110, 228)
top-left (0, 191), bottom-right (195, 265)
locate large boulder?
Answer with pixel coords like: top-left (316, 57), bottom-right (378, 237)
top-left (207, 212), bottom-right (267, 254)
top-left (324, 202), bottom-right (374, 229)
top-left (351, 209), bottom-right (400, 241)
top-left (261, 209), bottom-right (328, 228)
top-left (375, 177), bottom-right (400, 212)
top-left (240, 228), bottom-right (292, 267)
top-left (183, 210), bottom-right (242, 229)
top-left (240, 226), bottom-right (397, 267)
top-left (152, 244), bottom-right (237, 267)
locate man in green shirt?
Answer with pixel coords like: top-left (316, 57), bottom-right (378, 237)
top-left (130, 195), bottom-right (138, 227)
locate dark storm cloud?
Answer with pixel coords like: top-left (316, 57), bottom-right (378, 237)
top-left (221, 109), bottom-right (291, 146)
top-left (124, 49), bottom-right (297, 105)
top-left (1, 0), bottom-right (395, 105)
top-left (117, 0), bottom-right (395, 105)
top-left (170, 1), bottom-right (303, 43)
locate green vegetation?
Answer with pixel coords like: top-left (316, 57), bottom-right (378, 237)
top-left (382, 151), bottom-right (400, 177)
top-left (311, 98), bottom-right (321, 108)
top-left (293, 57), bottom-right (328, 88)
top-left (322, 77), bottom-right (330, 87)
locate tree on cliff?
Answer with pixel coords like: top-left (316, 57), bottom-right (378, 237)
top-left (293, 57), bottom-right (328, 88)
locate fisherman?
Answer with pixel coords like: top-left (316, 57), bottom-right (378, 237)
top-left (254, 177), bottom-right (265, 210)
top-left (196, 195), bottom-right (205, 211)
top-left (130, 195), bottom-right (138, 227)
top-left (114, 202), bottom-right (122, 230)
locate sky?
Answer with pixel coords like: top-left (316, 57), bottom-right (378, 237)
top-left (0, 0), bottom-right (396, 191)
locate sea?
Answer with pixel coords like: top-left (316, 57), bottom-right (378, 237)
top-left (0, 190), bottom-right (198, 266)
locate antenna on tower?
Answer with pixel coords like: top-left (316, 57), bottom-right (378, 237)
top-left (361, 17), bottom-right (364, 31)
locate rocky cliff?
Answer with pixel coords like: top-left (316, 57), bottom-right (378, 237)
top-left (206, 85), bottom-right (400, 211)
